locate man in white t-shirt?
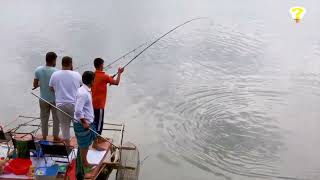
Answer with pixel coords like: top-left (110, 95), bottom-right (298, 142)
top-left (49, 56), bottom-right (82, 145)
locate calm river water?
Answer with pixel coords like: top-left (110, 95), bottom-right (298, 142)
top-left (1, 0), bottom-right (320, 179)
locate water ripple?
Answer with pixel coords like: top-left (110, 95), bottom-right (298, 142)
top-left (124, 21), bottom-right (320, 179)
top-left (157, 85), bottom-right (293, 179)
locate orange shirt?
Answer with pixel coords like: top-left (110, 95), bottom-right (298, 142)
top-left (92, 71), bottom-right (113, 109)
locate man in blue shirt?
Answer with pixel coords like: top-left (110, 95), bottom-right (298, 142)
top-left (33, 52), bottom-right (60, 141)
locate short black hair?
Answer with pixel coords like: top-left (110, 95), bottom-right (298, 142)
top-left (46, 52), bottom-right (57, 64)
top-left (82, 71), bottom-right (95, 85)
top-left (62, 56), bottom-right (72, 67)
top-left (94, 58), bottom-right (104, 69)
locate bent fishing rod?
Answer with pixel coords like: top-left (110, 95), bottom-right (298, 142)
top-left (102, 41), bottom-right (149, 70)
top-left (111, 17), bottom-right (208, 77)
top-left (33, 17), bottom-right (207, 89)
top-left (75, 40), bottom-right (150, 71)
top-left (31, 92), bottom-right (119, 149)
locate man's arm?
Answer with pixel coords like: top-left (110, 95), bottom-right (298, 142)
top-left (50, 86), bottom-right (55, 92)
top-left (78, 72), bottom-right (83, 86)
top-left (80, 118), bottom-right (89, 129)
top-left (48, 74), bottom-right (55, 92)
top-left (74, 92), bottom-right (89, 129)
top-left (33, 68), bottom-right (40, 90)
top-left (33, 79), bottom-right (39, 89)
top-left (109, 67), bottom-right (124, 86)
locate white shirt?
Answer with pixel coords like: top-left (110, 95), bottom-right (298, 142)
top-left (74, 84), bottom-right (94, 123)
top-left (49, 70), bottom-right (82, 107)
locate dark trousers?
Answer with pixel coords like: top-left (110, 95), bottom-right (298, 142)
top-left (94, 109), bottom-right (104, 135)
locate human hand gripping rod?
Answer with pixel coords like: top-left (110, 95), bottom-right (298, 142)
top-left (31, 92), bottom-right (119, 149)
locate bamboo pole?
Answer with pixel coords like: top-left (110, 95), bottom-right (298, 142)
top-left (118, 124), bottom-right (125, 165)
top-left (20, 124), bottom-right (122, 132)
top-left (18, 115), bottom-right (41, 119)
top-left (18, 115), bottom-right (122, 126)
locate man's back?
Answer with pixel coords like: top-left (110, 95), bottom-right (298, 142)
top-left (92, 71), bottom-right (113, 109)
top-left (35, 66), bottom-right (57, 102)
top-left (49, 70), bottom-right (82, 106)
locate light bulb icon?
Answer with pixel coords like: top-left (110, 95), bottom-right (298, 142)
top-left (290, 7), bottom-right (306, 23)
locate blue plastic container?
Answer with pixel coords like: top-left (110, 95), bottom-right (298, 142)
top-left (35, 165), bottom-right (59, 180)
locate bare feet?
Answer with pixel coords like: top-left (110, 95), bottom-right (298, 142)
top-left (92, 140), bottom-right (106, 151)
top-left (84, 164), bottom-right (96, 175)
top-left (96, 136), bottom-right (110, 143)
top-left (84, 167), bottom-right (96, 178)
top-left (83, 163), bottom-right (94, 168)
top-left (63, 139), bottom-right (70, 146)
top-left (53, 136), bottom-right (62, 142)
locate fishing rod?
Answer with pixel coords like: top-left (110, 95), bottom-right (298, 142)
top-left (74, 40), bottom-right (150, 71)
top-left (103, 41), bottom-right (150, 70)
top-left (31, 92), bottom-right (119, 149)
top-left (18, 115), bottom-right (41, 119)
top-left (111, 17), bottom-right (208, 77)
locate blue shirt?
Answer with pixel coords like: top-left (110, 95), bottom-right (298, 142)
top-left (74, 85), bottom-right (94, 123)
top-left (34, 66), bottom-right (57, 102)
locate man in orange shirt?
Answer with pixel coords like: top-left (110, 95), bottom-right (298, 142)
top-left (92, 58), bottom-right (124, 134)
